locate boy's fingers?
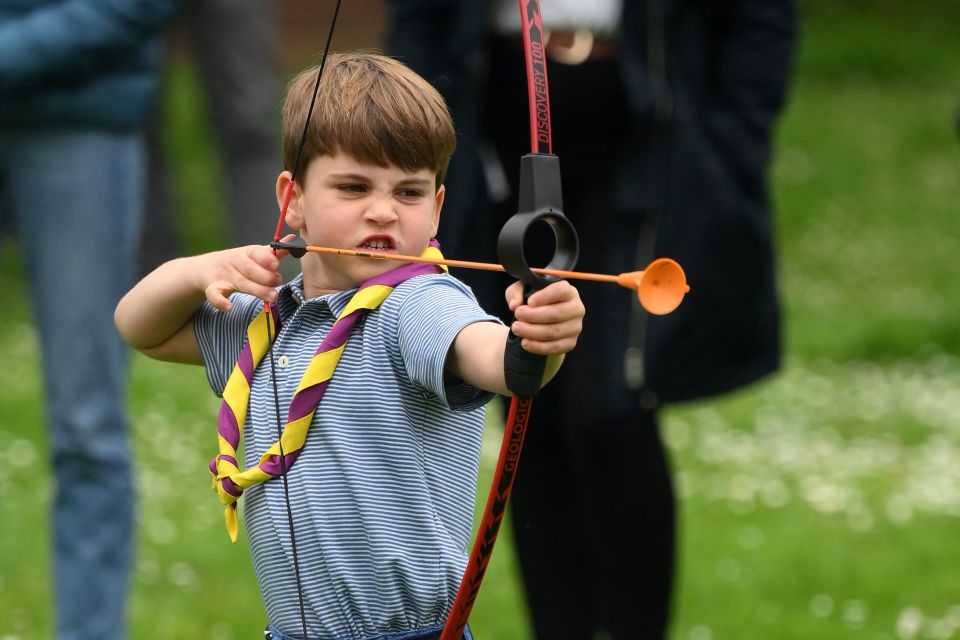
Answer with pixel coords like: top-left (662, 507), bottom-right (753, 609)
top-left (504, 281), bottom-right (525, 311)
top-left (236, 258), bottom-right (281, 289)
top-left (230, 247), bottom-right (284, 288)
top-left (234, 273), bottom-right (278, 303)
top-left (505, 282), bottom-right (585, 334)
top-left (526, 280), bottom-right (577, 306)
top-left (506, 280), bottom-right (577, 310)
top-left (511, 317), bottom-right (582, 344)
top-left (512, 296), bottom-right (585, 325)
top-left (207, 267), bottom-right (278, 310)
top-left (205, 286), bottom-right (234, 312)
top-left (248, 246), bottom-right (281, 271)
top-left (518, 334), bottom-right (579, 355)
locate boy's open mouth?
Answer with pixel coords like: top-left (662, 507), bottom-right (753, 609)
top-left (358, 236), bottom-right (395, 252)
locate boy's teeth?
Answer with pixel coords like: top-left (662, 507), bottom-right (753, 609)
top-left (363, 241), bottom-right (389, 249)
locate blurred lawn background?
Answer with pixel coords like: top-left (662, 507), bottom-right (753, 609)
top-left (2, 0), bottom-right (960, 638)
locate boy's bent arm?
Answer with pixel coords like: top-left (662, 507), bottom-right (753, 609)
top-left (114, 245), bottom-right (285, 364)
top-left (114, 255), bottom-right (214, 364)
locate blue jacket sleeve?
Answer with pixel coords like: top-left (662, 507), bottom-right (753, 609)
top-left (0, 0), bottom-right (182, 87)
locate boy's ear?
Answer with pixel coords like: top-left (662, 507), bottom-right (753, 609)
top-left (431, 184), bottom-right (445, 238)
top-left (276, 170), bottom-right (305, 230)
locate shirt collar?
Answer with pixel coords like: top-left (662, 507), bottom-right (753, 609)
top-left (276, 273), bottom-right (360, 320)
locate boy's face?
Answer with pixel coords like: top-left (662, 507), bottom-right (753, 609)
top-left (278, 152), bottom-right (444, 295)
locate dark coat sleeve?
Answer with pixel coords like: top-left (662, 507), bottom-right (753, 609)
top-left (0, 0), bottom-right (183, 90)
top-left (641, 0), bottom-right (798, 403)
top-left (701, 0), bottom-right (798, 194)
top-left (704, 0), bottom-right (798, 134)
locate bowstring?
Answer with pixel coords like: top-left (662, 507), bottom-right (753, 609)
top-left (264, 2), bottom-right (344, 637)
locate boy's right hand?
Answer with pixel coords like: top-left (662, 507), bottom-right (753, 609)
top-left (204, 234), bottom-right (295, 312)
top-left (115, 235), bottom-right (295, 364)
top-left (113, 235), bottom-right (293, 364)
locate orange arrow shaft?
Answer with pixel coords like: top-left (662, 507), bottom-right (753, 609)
top-left (296, 244), bottom-right (621, 284)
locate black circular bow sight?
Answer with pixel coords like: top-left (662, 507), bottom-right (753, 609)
top-left (497, 154), bottom-right (579, 293)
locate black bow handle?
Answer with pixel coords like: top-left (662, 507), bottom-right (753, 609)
top-left (497, 153), bottom-right (579, 397)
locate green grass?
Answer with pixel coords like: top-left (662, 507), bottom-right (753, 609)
top-left (3, 2), bottom-right (960, 638)
top-left (666, 357), bottom-right (960, 639)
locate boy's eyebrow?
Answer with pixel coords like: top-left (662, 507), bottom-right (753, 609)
top-left (327, 172), bottom-right (370, 182)
top-left (327, 173), bottom-right (433, 189)
top-left (394, 177), bottom-right (433, 189)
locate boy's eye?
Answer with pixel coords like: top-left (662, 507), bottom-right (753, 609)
top-left (397, 188), bottom-right (425, 200)
top-left (338, 183), bottom-right (367, 193)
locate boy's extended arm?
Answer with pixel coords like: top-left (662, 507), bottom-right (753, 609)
top-left (114, 244), bottom-right (285, 364)
top-left (447, 281), bottom-right (584, 396)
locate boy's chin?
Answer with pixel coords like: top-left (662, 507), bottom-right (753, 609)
top-left (350, 258), bottom-right (408, 284)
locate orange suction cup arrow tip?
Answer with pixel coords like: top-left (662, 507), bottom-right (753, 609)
top-left (616, 258), bottom-right (690, 315)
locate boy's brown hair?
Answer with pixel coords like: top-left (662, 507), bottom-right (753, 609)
top-left (281, 52), bottom-right (456, 189)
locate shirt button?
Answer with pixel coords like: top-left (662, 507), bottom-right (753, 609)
top-left (277, 355), bottom-right (290, 368)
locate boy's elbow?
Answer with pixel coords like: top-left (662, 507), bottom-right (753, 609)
top-left (112, 302), bottom-right (165, 353)
top-left (113, 302), bottom-right (149, 351)
top-left (113, 304), bottom-right (137, 347)
top-left (118, 319), bottom-right (203, 365)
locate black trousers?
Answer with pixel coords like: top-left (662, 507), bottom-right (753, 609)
top-left (511, 404), bottom-right (675, 639)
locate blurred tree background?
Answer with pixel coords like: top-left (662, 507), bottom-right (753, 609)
top-left (1, 1), bottom-right (959, 638)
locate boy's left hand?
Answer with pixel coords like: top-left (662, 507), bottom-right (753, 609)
top-left (505, 280), bottom-right (585, 355)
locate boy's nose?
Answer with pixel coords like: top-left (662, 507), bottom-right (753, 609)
top-left (364, 198), bottom-right (399, 225)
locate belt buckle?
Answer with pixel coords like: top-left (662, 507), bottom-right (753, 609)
top-left (544, 29), bottom-right (595, 65)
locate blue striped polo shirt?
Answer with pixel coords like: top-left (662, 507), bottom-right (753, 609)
top-left (194, 272), bottom-right (499, 639)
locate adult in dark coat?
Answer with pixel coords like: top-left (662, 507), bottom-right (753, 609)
top-left (387, 1), bottom-right (797, 637)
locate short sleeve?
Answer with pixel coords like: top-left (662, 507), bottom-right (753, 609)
top-left (193, 294), bottom-right (263, 397)
top-left (394, 275), bottom-right (502, 410)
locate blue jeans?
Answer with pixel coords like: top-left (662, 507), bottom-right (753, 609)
top-left (0, 129), bottom-right (144, 639)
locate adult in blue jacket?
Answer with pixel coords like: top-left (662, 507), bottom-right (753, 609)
top-left (387, 1), bottom-right (796, 637)
top-left (0, 1), bottom-right (180, 638)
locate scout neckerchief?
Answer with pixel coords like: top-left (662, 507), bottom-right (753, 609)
top-left (209, 242), bottom-right (447, 542)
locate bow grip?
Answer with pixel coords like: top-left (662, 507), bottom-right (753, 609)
top-left (498, 153), bottom-right (579, 397)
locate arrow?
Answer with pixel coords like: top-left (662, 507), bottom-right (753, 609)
top-left (271, 238), bottom-right (690, 315)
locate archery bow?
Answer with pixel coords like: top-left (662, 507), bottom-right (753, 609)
top-left (437, 1), bottom-right (574, 637)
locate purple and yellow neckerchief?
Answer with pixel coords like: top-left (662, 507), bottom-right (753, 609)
top-left (209, 242), bottom-right (447, 542)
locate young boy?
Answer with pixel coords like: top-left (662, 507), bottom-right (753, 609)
top-left (115, 52), bottom-right (584, 640)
